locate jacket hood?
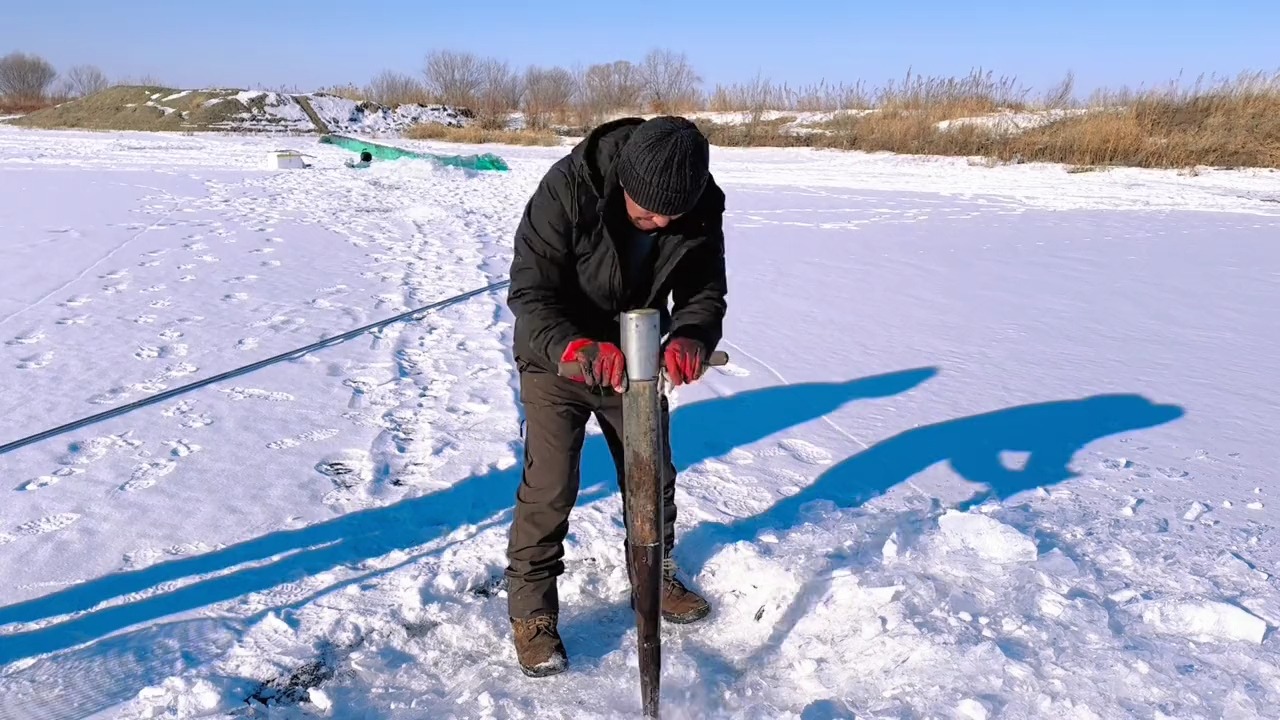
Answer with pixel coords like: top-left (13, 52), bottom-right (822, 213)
top-left (569, 117), bottom-right (645, 206)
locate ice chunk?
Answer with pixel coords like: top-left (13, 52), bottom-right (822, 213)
top-left (882, 531), bottom-right (900, 560)
top-left (1139, 599), bottom-right (1267, 644)
top-left (937, 510), bottom-right (1038, 563)
top-left (1184, 501), bottom-right (1208, 521)
top-left (957, 698), bottom-right (990, 720)
top-left (308, 688), bottom-right (333, 712)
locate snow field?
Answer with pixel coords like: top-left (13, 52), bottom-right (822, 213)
top-left (0, 124), bottom-right (1278, 719)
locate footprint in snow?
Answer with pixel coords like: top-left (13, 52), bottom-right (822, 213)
top-left (60, 433), bottom-right (139, 465)
top-left (138, 260), bottom-right (162, 268)
top-left (102, 282), bottom-right (129, 295)
top-left (267, 428), bottom-right (340, 450)
top-left (99, 269), bottom-right (129, 280)
top-left (60, 296), bottom-right (92, 308)
top-left (162, 362), bottom-right (199, 378)
top-left (225, 275), bottom-right (258, 284)
top-left (132, 314), bottom-right (158, 325)
top-left (18, 468), bottom-right (84, 492)
top-left (134, 346), bottom-right (161, 360)
top-left (776, 438), bottom-right (835, 466)
top-left (220, 387), bottom-right (294, 402)
top-left (142, 285), bottom-right (166, 293)
top-left (17, 351), bottom-right (55, 370)
top-left (250, 248), bottom-right (275, 255)
top-left (236, 337), bottom-right (260, 351)
top-left (165, 439), bottom-right (201, 457)
top-left (261, 260), bottom-right (282, 268)
top-left (7, 330), bottom-right (46, 346)
top-left (178, 275), bottom-right (197, 282)
top-left (315, 449), bottom-right (374, 489)
top-left (56, 315), bottom-right (89, 326)
top-left (158, 329), bottom-right (184, 341)
top-left (120, 460), bottom-right (177, 492)
top-left (88, 387), bottom-right (134, 405)
top-left (16, 513), bottom-right (82, 536)
top-left (161, 399), bottom-right (214, 428)
top-left (223, 293), bottom-right (250, 303)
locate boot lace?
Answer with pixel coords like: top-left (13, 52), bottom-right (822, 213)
top-left (662, 558), bottom-right (687, 595)
top-left (528, 614), bottom-right (558, 638)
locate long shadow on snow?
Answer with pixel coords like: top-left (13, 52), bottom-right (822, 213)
top-left (0, 367), bottom-right (935, 666)
top-left (563, 392), bottom-right (1185, 666)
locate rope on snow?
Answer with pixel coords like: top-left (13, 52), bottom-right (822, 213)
top-left (0, 280), bottom-right (512, 457)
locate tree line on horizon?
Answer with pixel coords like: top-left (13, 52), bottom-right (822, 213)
top-left (0, 47), bottom-right (1054, 129)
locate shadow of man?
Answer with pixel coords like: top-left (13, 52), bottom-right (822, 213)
top-left (668, 392), bottom-right (1184, 673)
top-left (0, 367), bottom-right (938, 666)
top-left (679, 393), bottom-right (1186, 573)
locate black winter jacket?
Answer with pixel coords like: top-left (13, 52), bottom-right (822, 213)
top-left (507, 118), bottom-right (728, 374)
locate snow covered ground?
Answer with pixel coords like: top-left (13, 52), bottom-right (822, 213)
top-left (1, 123), bottom-right (1279, 719)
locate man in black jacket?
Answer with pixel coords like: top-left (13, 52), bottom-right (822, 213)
top-left (504, 116), bottom-right (727, 677)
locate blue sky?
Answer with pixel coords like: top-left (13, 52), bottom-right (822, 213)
top-left (3, 0), bottom-right (1276, 95)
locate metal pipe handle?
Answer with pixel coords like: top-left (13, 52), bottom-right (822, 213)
top-left (558, 349), bottom-right (729, 379)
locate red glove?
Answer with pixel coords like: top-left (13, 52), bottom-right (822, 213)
top-left (663, 338), bottom-right (706, 386)
top-left (562, 339), bottom-right (626, 391)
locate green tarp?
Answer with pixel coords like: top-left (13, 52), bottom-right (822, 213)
top-left (319, 133), bottom-right (508, 172)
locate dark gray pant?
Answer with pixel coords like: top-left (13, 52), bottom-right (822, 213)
top-left (505, 370), bottom-right (677, 619)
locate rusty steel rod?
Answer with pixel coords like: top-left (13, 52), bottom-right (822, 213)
top-left (555, 320), bottom-right (728, 718)
top-left (619, 310), bottom-right (664, 718)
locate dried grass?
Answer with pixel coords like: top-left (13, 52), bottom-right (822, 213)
top-left (701, 71), bottom-right (1280, 169)
top-left (403, 123), bottom-right (560, 146)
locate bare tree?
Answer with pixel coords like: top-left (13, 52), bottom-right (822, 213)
top-left (64, 64), bottom-right (109, 98)
top-left (523, 65), bottom-right (576, 129)
top-left (366, 70), bottom-right (430, 105)
top-left (473, 58), bottom-right (523, 128)
top-left (423, 50), bottom-right (484, 108)
top-left (0, 52), bottom-right (58, 103)
top-left (581, 60), bottom-right (645, 120)
top-left (640, 49), bottom-right (702, 113)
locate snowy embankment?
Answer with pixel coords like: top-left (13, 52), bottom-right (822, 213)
top-left (655, 108), bottom-right (1095, 137)
top-left (1, 124), bottom-right (1279, 719)
top-left (196, 90), bottom-right (467, 134)
top-left (18, 88), bottom-right (468, 135)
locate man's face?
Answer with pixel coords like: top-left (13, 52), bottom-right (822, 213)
top-left (624, 191), bottom-right (682, 232)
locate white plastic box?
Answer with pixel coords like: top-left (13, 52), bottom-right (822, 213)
top-left (264, 151), bottom-right (307, 170)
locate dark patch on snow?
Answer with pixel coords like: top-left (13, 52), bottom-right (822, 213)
top-left (404, 619), bottom-right (441, 638)
top-left (314, 459), bottom-right (363, 488)
top-left (471, 574), bottom-right (508, 598)
top-left (246, 643), bottom-right (356, 709)
top-left (249, 659), bottom-right (338, 707)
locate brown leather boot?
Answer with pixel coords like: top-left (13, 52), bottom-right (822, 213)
top-left (660, 559), bottom-right (711, 624)
top-left (510, 613), bottom-right (568, 677)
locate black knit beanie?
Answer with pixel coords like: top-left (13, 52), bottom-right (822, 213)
top-left (617, 116), bottom-right (710, 217)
